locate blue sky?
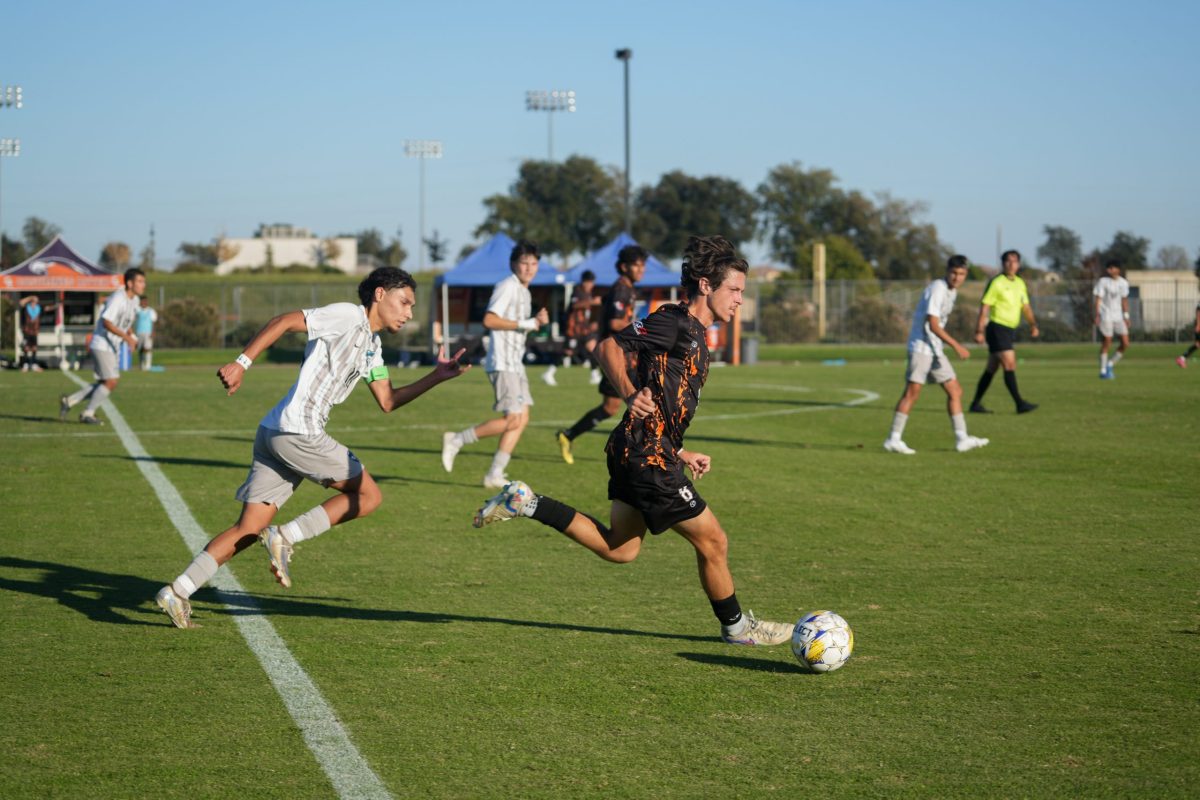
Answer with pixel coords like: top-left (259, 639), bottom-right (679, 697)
top-left (1, 0), bottom-right (1197, 271)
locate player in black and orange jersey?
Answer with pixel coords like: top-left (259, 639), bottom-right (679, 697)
top-left (474, 235), bottom-right (793, 647)
top-left (554, 245), bottom-right (646, 465)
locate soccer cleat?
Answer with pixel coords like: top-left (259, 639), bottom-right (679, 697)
top-left (882, 438), bottom-right (916, 455)
top-left (259, 526), bottom-right (293, 588)
top-left (1106, 367), bottom-right (1115, 380)
top-left (59, 394), bottom-right (71, 421)
top-left (1099, 370), bottom-right (1112, 380)
top-left (555, 430), bottom-right (574, 465)
top-left (721, 611), bottom-right (793, 646)
top-left (589, 368), bottom-right (602, 385)
top-left (441, 431), bottom-right (461, 473)
top-left (1016, 401), bottom-right (1039, 414)
top-left (473, 480), bottom-right (533, 528)
top-left (1177, 356), bottom-right (1187, 368)
top-left (155, 585), bottom-right (195, 629)
top-left (542, 366), bottom-right (558, 387)
top-left (482, 472), bottom-right (510, 490)
top-left (79, 413), bottom-right (105, 425)
top-left (968, 403), bottom-right (993, 414)
top-left (955, 435), bottom-right (989, 453)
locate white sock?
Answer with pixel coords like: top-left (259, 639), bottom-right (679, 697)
top-left (545, 365), bottom-right (556, 375)
top-left (488, 450), bottom-right (512, 477)
top-left (171, 551), bottom-right (219, 599)
top-left (83, 384), bottom-right (111, 416)
top-left (888, 412), bottom-right (908, 442)
top-left (281, 505), bottom-right (331, 544)
top-left (458, 427), bottom-right (479, 446)
top-left (1100, 353), bottom-right (1109, 372)
top-left (1110, 351), bottom-right (1123, 366)
top-left (951, 413), bottom-right (968, 441)
top-left (66, 384), bottom-right (94, 407)
top-left (722, 614), bottom-right (749, 637)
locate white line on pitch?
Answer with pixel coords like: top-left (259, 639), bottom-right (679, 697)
top-left (64, 374), bottom-right (391, 800)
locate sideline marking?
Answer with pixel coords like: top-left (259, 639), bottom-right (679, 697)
top-left (64, 374), bottom-right (391, 800)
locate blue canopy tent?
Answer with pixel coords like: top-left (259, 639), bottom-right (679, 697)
top-left (562, 233), bottom-right (678, 288)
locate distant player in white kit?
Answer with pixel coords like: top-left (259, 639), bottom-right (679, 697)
top-left (1094, 260), bottom-right (1130, 379)
top-left (154, 267), bottom-right (468, 628)
top-left (884, 255), bottom-right (989, 455)
top-left (60, 268), bottom-right (146, 425)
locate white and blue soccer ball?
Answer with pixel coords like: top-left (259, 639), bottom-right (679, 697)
top-left (791, 610), bottom-right (854, 673)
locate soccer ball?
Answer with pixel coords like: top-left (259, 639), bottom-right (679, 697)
top-left (791, 610), bottom-right (854, 673)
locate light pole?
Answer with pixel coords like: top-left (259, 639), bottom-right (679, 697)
top-left (1, 84), bottom-right (22, 244)
top-left (404, 139), bottom-right (443, 270)
top-left (525, 90), bottom-right (576, 161)
top-left (614, 50), bottom-right (632, 232)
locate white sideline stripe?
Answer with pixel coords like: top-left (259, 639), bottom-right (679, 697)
top-left (64, 374), bottom-right (391, 800)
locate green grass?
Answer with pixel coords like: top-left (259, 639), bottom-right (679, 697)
top-left (1, 344), bottom-right (1197, 798)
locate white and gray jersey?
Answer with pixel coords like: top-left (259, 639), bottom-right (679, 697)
top-left (484, 273), bottom-right (532, 373)
top-left (90, 289), bottom-right (140, 353)
top-left (1093, 276), bottom-right (1129, 322)
top-left (908, 278), bottom-right (956, 356)
top-left (260, 303), bottom-right (385, 436)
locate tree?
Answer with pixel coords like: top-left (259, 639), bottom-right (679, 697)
top-left (22, 217), bottom-right (61, 252)
top-left (1, 234), bottom-right (27, 270)
top-left (757, 162), bottom-right (845, 268)
top-left (177, 241), bottom-right (219, 265)
top-left (423, 229), bottom-right (449, 266)
top-left (633, 170), bottom-right (757, 259)
top-left (381, 227), bottom-right (408, 268)
top-left (317, 238), bottom-right (341, 267)
top-left (1036, 225), bottom-right (1083, 273)
top-left (476, 156), bottom-right (622, 262)
top-left (137, 242), bottom-right (156, 271)
top-left (791, 235), bottom-right (876, 281)
top-left (1099, 231), bottom-right (1150, 270)
top-left (99, 241), bottom-right (132, 270)
top-left (1195, 249), bottom-right (1200, 280)
top-left (1154, 244), bottom-right (1190, 270)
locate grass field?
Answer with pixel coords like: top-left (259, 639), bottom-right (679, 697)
top-left (1, 344), bottom-right (1197, 798)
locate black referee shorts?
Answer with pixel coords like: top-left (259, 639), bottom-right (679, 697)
top-left (985, 321), bottom-right (1017, 354)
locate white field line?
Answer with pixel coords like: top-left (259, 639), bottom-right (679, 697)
top-left (64, 374), bottom-right (391, 800)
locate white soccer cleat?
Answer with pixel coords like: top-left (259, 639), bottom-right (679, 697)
top-left (259, 526), bottom-right (293, 588)
top-left (721, 611), bottom-right (793, 646)
top-left (155, 585), bottom-right (195, 629)
top-left (482, 471), bottom-right (510, 490)
top-left (955, 435), bottom-right (990, 453)
top-left (473, 480), bottom-right (533, 528)
top-left (542, 366), bottom-right (558, 386)
top-left (59, 394), bottom-right (71, 421)
top-left (441, 431), bottom-right (461, 473)
top-left (883, 438), bottom-right (916, 455)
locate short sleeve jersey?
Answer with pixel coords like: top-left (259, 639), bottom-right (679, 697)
top-left (90, 290), bottom-right (140, 353)
top-left (485, 274), bottom-right (532, 374)
top-left (605, 304), bottom-right (709, 471)
top-left (908, 278), bottom-right (956, 356)
top-left (135, 307), bottom-right (158, 335)
top-left (566, 285), bottom-right (595, 338)
top-left (260, 303), bottom-right (384, 436)
top-left (1093, 276), bottom-right (1129, 322)
top-left (981, 274), bottom-right (1029, 329)
top-left (600, 278), bottom-right (638, 337)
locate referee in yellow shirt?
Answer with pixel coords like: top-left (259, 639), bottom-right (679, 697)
top-left (969, 249), bottom-right (1039, 414)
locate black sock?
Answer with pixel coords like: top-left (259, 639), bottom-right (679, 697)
top-left (565, 404), bottom-right (613, 441)
top-left (710, 593), bottom-right (743, 627)
top-left (1003, 370), bottom-right (1023, 405)
top-left (1185, 345), bottom-right (1198, 358)
top-left (972, 370), bottom-right (995, 406)
top-left (529, 495), bottom-right (580, 533)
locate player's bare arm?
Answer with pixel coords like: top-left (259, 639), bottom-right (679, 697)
top-left (596, 336), bottom-right (654, 418)
top-left (217, 310), bottom-right (307, 396)
top-left (369, 347), bottom-right (469, 413)
top-left (928, 314), bottom-right (969, 360)
top-left (973, 305), bottom-right (990, 344)
top-left (483, 307), bottom-right (549, 331)
top-left (678, 448), bottom-right (711, 480)
top-left (1023, 303), bottom-right (1040, 338)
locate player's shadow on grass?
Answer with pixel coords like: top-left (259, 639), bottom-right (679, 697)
top-left (676, 651), bottom-right (807, 674)
top-left (702, 397), bottom-right (874, 408)
top-left (0, 556), bottom-right (164, 627)
top-left (685, 433), bottom-right (851, 451)
top-left (0, 412), bottom-right (68, 425)
top-left (85, 453), bottom-right (248, 471)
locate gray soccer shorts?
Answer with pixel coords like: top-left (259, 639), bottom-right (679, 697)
top-left (235, 426), bottom-right (364, 508)
top-left (137, 332), bottom-right (154, 351)
top-left (90, 348), bottom-right (121, 381)
top-left (905, 350), bottom-right (956, 385)
top-left (1098, 318), bottom-right (1128, 337)
top-left (488, 370), bottom-right (532, 414)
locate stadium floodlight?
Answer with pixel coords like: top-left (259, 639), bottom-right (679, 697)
top-left (0, 85), bottom-right (21, 110)
top-left (0, 138), bottom-right (19, 240)
top-left (404, 139), bottom-right (443, 271)
top-left (525, 89), bottom-right (576, 161)
top-left (614, 49), bottom-right (632, 232)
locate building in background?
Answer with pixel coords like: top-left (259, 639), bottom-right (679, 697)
top-left (215, 224), bottom-right (357, 275)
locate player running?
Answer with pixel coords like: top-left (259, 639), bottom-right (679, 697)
top-left (884, 255), bottom-right (989, 455)
top-left (154, 267), bottom-right (467, 628)
top-left (1175, 303), bottom-right (1199, 368)
top-left (474, 235), bottom-right (793, 647)
top-left (1094, 260), bottom-right (1130, 379)
top-left (60, 268), bottom-right (145, 424)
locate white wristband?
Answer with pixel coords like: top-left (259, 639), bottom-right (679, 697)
top-left (518, 318), bottom-right (537, 332)
top-left (236, 353), bottom-right (253, 369)
top-left (1122, 311), bottom-right (1130, 320)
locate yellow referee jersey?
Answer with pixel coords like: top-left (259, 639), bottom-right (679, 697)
top-left (981, 274), bottom-right (1029, 329)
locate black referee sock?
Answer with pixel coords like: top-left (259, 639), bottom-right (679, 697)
top-left (565, 404), bottom-right (613, 442)
top-left (710, 593), bottom-right (743, 627)
top-left (972, 369), bottom-right (995, 406)
top-left (529, 495), bottom-right (580, 533)
top-left (1003, 370), bottom-right (1023, 405)
top-left (1185, 345), bottom-right (1198, 358)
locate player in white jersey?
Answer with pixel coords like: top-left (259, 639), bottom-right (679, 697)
top-left (884, 256), bottom-right (989, 455)
top-left (59, 268), bottom-right (146, 425)
top-left (441, 240), bottom-right (549, 489)
top-left (1094, 260), bottom-right (1130, 379)
top-left (154, 268), bottom-right (468, 628)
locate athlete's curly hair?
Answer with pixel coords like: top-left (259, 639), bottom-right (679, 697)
top-left (358, 267), bottom-right (417, 308)
top-left (680, 235), bottom-right (748, 297)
